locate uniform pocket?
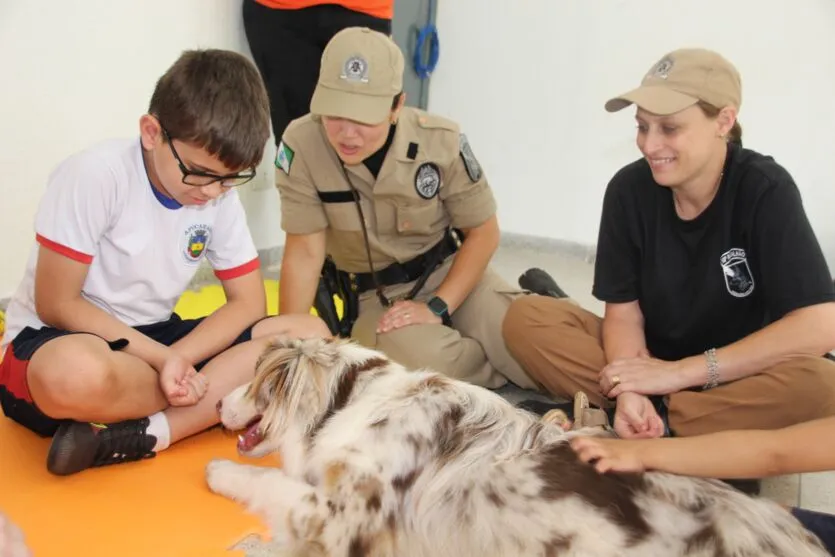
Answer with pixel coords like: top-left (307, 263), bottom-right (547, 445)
top-left (323, 202), bottom-right (364, 232)
top-left (396, 203), bottom-right (444, 236)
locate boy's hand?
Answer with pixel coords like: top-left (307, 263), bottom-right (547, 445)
top-left (570, 436), bottom-right (646, 475)
top-left (157, 352), bottom-right (208, 407)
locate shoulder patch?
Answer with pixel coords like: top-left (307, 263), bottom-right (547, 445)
top-left (459, 133), bottom-right (482, 182)
top-left (275, 141), bottom-right (295, 175)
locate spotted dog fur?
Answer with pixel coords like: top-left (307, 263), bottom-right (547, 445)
top-left (206, 337), bottom-right (827, 557)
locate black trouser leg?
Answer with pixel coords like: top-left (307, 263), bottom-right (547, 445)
top-left (242, 1), bottom-right (392, 143)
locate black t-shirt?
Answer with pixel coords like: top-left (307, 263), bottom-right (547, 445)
top-left (592, 143), bottom-right (835, 361)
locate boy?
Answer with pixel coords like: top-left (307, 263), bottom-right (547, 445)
top-left (0, 49), bottom-right (330, 476)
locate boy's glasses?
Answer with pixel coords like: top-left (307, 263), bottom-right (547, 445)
top-left (161, 127), bottom-right (256, 188)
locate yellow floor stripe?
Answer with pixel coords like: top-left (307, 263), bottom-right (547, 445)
top-left (0, 279), bottom-right (342, 365)
top-left (173, 279), bottom-right (343, 320)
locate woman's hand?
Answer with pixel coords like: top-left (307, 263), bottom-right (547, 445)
top-left (570, 436), bottom-right (649, 474)
top-left (612, 392), bottom-right (665, 439)
top-left (600, 355), bottom-right (695, 397)
top-left (376, 300), bottom-right (441, 333)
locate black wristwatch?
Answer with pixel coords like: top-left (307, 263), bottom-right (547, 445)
top-left (427, 296), bottom-right (452, 326)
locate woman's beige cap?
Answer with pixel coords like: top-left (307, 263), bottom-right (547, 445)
top-left (605, 48), bottom-right (742, 115)
top-left (310, 27), bottom-right (404, 125)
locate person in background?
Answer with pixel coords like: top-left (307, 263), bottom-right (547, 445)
top-left (503, 48), bottom-right (835, 450)
top-left (242, 0), bottom-right (394, 144)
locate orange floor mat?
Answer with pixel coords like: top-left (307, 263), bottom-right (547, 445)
top-left (0, 418), bottom-right (271, 557)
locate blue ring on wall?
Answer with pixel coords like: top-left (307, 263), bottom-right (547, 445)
top-left (413, 23), bottom-right (439, 79)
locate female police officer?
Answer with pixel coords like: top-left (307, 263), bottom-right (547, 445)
top-left (273, 27), bottom-right (535, 392)
top-left (503, 48), bottom-right (835, 440)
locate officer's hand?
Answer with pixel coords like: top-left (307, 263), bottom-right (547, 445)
top-left (376, 300), bottom-right (441, 333)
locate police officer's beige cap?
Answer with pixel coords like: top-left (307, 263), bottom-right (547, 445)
top-left (605, 48), bottom-right (742, 115)
top-left (310, 27), bottom-right (404, 125)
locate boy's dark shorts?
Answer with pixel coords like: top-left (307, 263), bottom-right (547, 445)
top-left (0, 313), bottom-right (259, 438)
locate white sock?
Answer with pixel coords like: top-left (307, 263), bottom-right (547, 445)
top-left (147, 412), bottom-right (171, 452)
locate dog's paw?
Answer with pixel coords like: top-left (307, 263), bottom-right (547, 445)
top-left (0, 512), bottom-right (32, 557)
top-left (206, 459), bottom-right (248, 499)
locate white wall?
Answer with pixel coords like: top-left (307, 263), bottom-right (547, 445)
top-left (3, 1), bottom-right (835, 300)
top-left (0, 0), bottom-right (280, 298)
top-left (428, 0), bottom-right (835, 270)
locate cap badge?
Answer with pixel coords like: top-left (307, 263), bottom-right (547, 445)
top-left (649, 56), bottom-right (674, 80)
top-left (341, 55), bottom-right (369, 83)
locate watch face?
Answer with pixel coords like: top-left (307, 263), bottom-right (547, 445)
top-left (428, 297), bottom-right (447, 315)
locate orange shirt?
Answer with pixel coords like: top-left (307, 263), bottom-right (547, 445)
top-left (254, 0), bottom-right (393, 20)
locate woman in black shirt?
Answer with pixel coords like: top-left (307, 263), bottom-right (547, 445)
top-left (503, 48), bottom-right (835, 442)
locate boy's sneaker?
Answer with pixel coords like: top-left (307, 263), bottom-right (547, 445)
top-left (518, 268), bottom-right (569, 299)
top-left (47, 418), bottom-right (157, 476)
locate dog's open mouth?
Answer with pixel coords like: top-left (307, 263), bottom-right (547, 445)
top-left (237, 416), bottom-right (264, 453)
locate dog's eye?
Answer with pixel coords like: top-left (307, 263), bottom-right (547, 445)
top-left (256, 382), bottom-right (275, 407)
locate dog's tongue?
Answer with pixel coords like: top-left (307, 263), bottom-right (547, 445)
top-left (237, 418), bottom-right (263, 452)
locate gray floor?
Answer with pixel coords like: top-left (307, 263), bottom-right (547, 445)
top-left (235, 240), bottom-right (834, 555)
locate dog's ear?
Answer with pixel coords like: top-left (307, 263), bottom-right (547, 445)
top-left (248, 339), bottom-right (301, 405)
top-left (257, 337), bottom-right (337, 436)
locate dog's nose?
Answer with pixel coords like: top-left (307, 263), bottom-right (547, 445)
top-left (216, 399), bottom-right (223, 414)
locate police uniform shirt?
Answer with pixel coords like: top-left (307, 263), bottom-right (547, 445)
top-left (592, 142), bottom-right (835, 362)
top-left (275, 106), bottom-right (495, 273)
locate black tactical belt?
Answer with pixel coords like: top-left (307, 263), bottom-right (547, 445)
top-left (342, 228), bottom-right (460, 294)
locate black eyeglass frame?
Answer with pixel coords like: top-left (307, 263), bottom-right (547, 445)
top-left (159, 126), bottom-right (257, 188)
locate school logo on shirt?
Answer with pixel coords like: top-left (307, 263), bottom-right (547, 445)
top-left (182, 224), bottom-right (212, 264)
top-left (720, 248), bottom-right (755, 298)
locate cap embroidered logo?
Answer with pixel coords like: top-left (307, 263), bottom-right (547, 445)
top-left (341, 55), bottom-right (370, 83)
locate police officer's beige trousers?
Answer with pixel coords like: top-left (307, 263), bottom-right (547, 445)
top-left (351, 257), bottom-right (537, 390)
top-left (502, 295), bottom-right (835, 437)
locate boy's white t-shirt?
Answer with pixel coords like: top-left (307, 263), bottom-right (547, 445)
top-left (1, 138), bottom-right (260, 350)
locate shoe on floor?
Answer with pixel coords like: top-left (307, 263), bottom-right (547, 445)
top-left (519, 392), bottom-right (613, 431)
top-left (47, 418), bottom-right (157, 476)
top-left (518, 268), bottom-right (569, 299)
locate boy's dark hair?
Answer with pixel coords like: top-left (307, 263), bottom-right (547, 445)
top-left (149, 49), bottom-right (271, 170)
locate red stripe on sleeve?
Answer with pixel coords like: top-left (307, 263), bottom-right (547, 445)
top-left (214, 257), bottom-right (260, 281)
top-left (36, 234), bottom-right (94, 264)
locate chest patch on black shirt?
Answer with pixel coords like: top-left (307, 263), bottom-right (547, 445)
top-left (720, 248), bottom-right (755, 298)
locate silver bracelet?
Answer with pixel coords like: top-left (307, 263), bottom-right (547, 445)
top-left (703, 348), bottom-right (719, 390)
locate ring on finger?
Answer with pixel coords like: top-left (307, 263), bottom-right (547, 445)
top-left (611, 375), bottom-right (621, 386)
